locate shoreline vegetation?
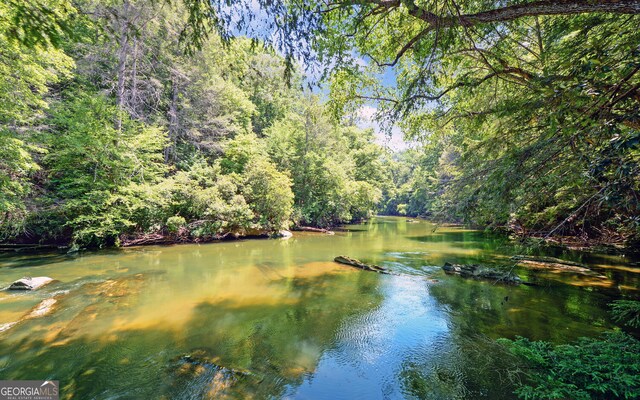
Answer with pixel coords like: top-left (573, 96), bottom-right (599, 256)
top-left (1, 216), bottom-right (638, 255)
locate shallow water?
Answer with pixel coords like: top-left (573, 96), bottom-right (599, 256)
top-left (0, 217), bottom-right (638, 399)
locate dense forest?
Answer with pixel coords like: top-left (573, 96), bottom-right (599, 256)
top-left (1, 0), bottom-right (639, 251)
top-left (0, 0), bottom-right (395, 248)
top-left (2, 2), bottom-right (640, 399)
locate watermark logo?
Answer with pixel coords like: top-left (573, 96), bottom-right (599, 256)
top-left (0, 380), bottom-right (59, 400)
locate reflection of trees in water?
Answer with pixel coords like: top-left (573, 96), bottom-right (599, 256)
top-left (0, 271), bottom-right (383, 399)
top-left (398, 335), bottom-right (523, 400)
top-left (180, 272), bottom-right (382, 398)
top-left (396, 273), bottom-right (618, 399)
top-left (429, 278), bottom-right (611, 343)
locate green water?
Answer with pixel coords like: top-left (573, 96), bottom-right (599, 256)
top-left (0, 217), bottom-right (638, 399)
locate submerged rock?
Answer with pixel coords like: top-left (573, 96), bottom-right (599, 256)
top-left (334, 256), bottom-right (389, 274)
top-left (0, 322), bottom-right (17, 333)
top-left (442, 263), bottom-right (522, 285)
top-left (8, 276), bottom-right (54, 290)
top-left (168, 349), bottom-right (253, 399)
top-left (26, 298), bottom-right (58, 318)
top-left (0, 295), bottom-right (64, 333)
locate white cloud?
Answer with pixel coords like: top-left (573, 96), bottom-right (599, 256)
top-left (358, 105), bottom-right (377, 120)
top-left (356, 106), bottom-right (413, 151)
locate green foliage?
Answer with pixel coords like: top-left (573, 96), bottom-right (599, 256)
top-left (46, 93), bottom-right (167, 195)
top-left (43, 92), bottom-right (168, 246)
top-left (499, 332), bottom-right (640, 400)
top-left (1, 0), bottom-right (76, 48)
top-left (0, 0), bottom-right (74, 237)
top-left (611, 300), bottom-right (640, 328)
top-left (152, 161), bottom-right (253, 236)
top-left (316, 2), bottom-right (640, 244)
top-left (166, 216), bottom-right (186, 233)
top-left (266, 96), bottom-right (387, 227)
top-left (243, 158), bottom-right (294, 231)
top-left (0, 0), bottom-right (386, 247)
top-left (396, 204), bottom-right (407, 216)
top-left (0, 132), bottom-right (42, 238)
top-left (219, 133), bottom-right (266, 174)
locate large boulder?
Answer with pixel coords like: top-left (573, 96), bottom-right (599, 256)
top-left (8, 276), bottom-right (54, 290)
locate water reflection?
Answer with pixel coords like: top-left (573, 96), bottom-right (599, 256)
top-left (0, 217), bottom-right (638, 399)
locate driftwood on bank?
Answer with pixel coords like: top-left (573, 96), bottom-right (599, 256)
top-left (442, 263), bottom-right (523, 285)
top-left (334, 256), bottom-right (389, 274)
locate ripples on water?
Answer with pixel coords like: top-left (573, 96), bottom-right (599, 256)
top-left (0, 217), bottom-right (638, 399)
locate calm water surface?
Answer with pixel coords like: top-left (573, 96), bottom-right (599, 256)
top-left (0, 217), bottom-right (638, 399)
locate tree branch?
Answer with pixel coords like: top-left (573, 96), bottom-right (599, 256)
top-left (404, 0), bottom-right (640, 28)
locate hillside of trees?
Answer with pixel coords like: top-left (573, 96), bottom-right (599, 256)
top-left (0, 0), bottom-right (394, 248)
top-left (1, 0), bottom-right (639, 251)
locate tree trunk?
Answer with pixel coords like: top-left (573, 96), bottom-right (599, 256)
top-left (115, 0), bottom-right (130, 132)
top-left (164, 73), bottom-right (179, 164)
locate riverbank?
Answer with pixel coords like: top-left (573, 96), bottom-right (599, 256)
top-left (0, 225), bottom-right (334, 254)
top-left (3, 215), bottom-right (637, 257)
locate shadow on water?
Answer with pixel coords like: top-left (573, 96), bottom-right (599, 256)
top-left (0, 252), bottom-right (73, 269)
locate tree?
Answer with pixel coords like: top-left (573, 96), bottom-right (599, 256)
top-left (43, 93), bottom-right (167, 246)
top-left (266, 96), bottom-right (385, 226)
top-left (0, 0), bottom-right (74, 237)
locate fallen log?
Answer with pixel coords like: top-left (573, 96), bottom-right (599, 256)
top-left (511, 255), bottom-right (585, 267)
top-left (294, 226), bottom-right (335, 235)
top-left (511, 255), bottom-right (604, 277)
top-left (442, 263), bottom-right (523, 285)
top-left (334, 256), bottom-right (388, 274)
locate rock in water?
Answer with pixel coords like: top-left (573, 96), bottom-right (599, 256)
top-left (334, 256), bottom-right (389, 274)
top-left (9, 276), bottom-right (54, 290)
top-left (26, 298), bottom-right (57, 318)
top-left (442, 262), bottom-right (522, 285)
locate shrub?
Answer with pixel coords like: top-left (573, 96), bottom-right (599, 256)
top-left (166, 216), bottom-right (186, 233)
top-left (499, 332), bottom-right (640, 400)
top-left (611, 300), bottom-right (640, 328)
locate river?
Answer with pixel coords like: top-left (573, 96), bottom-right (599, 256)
top-left (0, 216), bottom-right (638, 399)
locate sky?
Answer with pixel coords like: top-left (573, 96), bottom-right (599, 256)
top-left (352, 59), bottom-right (413, 152)
top-left (356, 105), bottom-right (411, 151)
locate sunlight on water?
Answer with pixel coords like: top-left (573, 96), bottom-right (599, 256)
top-left (0, 217), bottom-right (637, 399)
